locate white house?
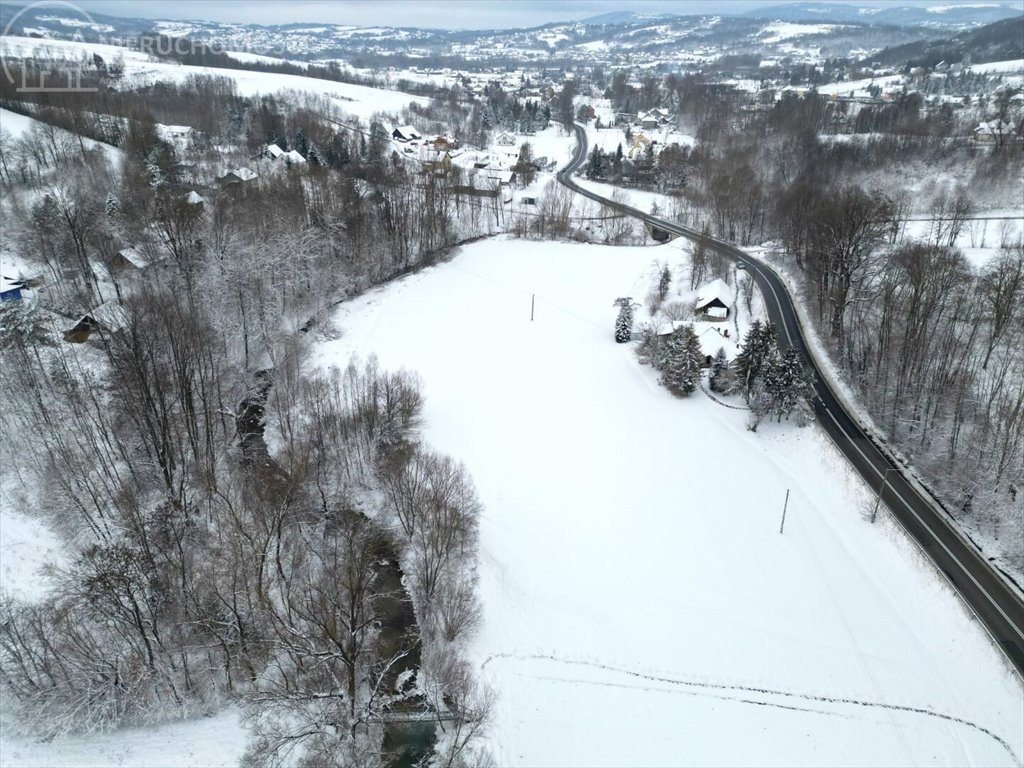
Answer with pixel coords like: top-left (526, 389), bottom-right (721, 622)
top-left (495, 131), bottom-right (517, 146)
top-left (973, 120), bottom-right (1014, 144)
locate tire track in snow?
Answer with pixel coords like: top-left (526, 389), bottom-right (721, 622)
top-left (481, 653), bottom-right (1022, 765)
top-left (512, 670), bottom-right (854, 721)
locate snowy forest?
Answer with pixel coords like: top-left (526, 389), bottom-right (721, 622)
top-left (0, 63), bottom-right (496, 766)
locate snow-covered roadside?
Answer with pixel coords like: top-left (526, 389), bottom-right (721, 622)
top-left (314, 236), bottom-right (1024, 766)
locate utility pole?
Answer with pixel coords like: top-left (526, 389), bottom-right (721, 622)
top-left (871, 467), bottom-right (893, 524)
top-left (530, 294), bottom-right (535, 321)
top-left (779, 488), bottom-right (790, 534)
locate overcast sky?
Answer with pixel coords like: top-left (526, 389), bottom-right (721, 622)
top-left (62, 0), bottom-right (1024, 30)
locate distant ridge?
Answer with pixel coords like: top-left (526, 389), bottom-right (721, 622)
top-left (580, 11), bottom-right (677, 25)
top-left (743, 2), bottom-right (1024, 28)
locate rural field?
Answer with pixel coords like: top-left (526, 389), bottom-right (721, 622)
top-left (313, 237), bottom-right (1024, 767)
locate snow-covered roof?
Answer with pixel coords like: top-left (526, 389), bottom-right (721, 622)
top-left (156, 124), bottom-right (192, 141)
top-left (696, 326), bottom-right (738, 359)
top-left (185, 191), bottom-right (205, 205)
top-left (483, 169), bottom-right (514, 184)
top-left (219, 167), bottom-right (257, 182)
top-left (280, 149), bottom-right (306, 164)
top-left (393, 125), bottom-right (421, 141)
top-left (265, 143), bottom-right (285, 158)
top-left (116, 248), bottom-right (149, 269)
top-left (1, 276), bottom-right (25, 293)
top-left (695, 278), bottom-right (732, 310)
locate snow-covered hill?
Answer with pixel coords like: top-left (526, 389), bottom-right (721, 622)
top-left (0, 36), bottom-right (428, 120)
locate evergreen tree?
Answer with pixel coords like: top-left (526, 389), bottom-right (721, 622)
top-left (614, 142), bottom-right (624, 176)
top-left (660, 323), bottom-right (703, 397)
top-left (307, 144), bottom-right (324, 166)
top-left (761, 348), bottom-right (788, 420)
top-left (367, 121), bottom-right (389, 168)
top-left (657, 264), bottom-right (671, 303)
top-left (105, 192), bottom-right (120, 220)
top-left (709, 347), bottom-right (730, 393)
top-left (732, 320), bottom-right (776, 402)
top-left (481, 104), bottom-right (496, 132)
top-left (774, 348), bottom-right (814, 422)
top-left (587, 146), bottom-right (605, 179)
top-left (613, 297), bottom-right (635, 343)
top-left (295, 127), bottom-right (310, 158)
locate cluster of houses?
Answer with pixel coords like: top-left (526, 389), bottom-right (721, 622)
top-left (262, 143), bottom-right (308, 165)
top-left (391, 122), bottom-right (545, 198)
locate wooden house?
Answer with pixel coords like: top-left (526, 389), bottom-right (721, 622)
top-left (695, 279), bottom-right (732, 321)
top-left (110, 247), bottom-right (150, 273)
top-left (63, 301), bottom-right (128, 343)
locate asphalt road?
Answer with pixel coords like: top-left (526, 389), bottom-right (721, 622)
top-left (559, 123), bottom-right (1024, 677)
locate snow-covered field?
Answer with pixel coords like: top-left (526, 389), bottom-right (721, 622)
top-left (0, 36), bottom-right (427, 120)
top-left (966, 58), bottom-right (1024, 75)
top-left (314, 237), bottom-right (1024, 767)
top-left (0, 107), bottom-right (121, 164)
top-left (0, 709), bottom-right (247, 768)
top-left (818, 74), bottom-right (905, 97)
top-left (759, 21), bottom-right (843, 43)
top-left (900, 212), bottom-right (1024, 269)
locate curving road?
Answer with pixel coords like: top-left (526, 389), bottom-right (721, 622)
top-left (559, 123), bottom-right (1024, 677)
